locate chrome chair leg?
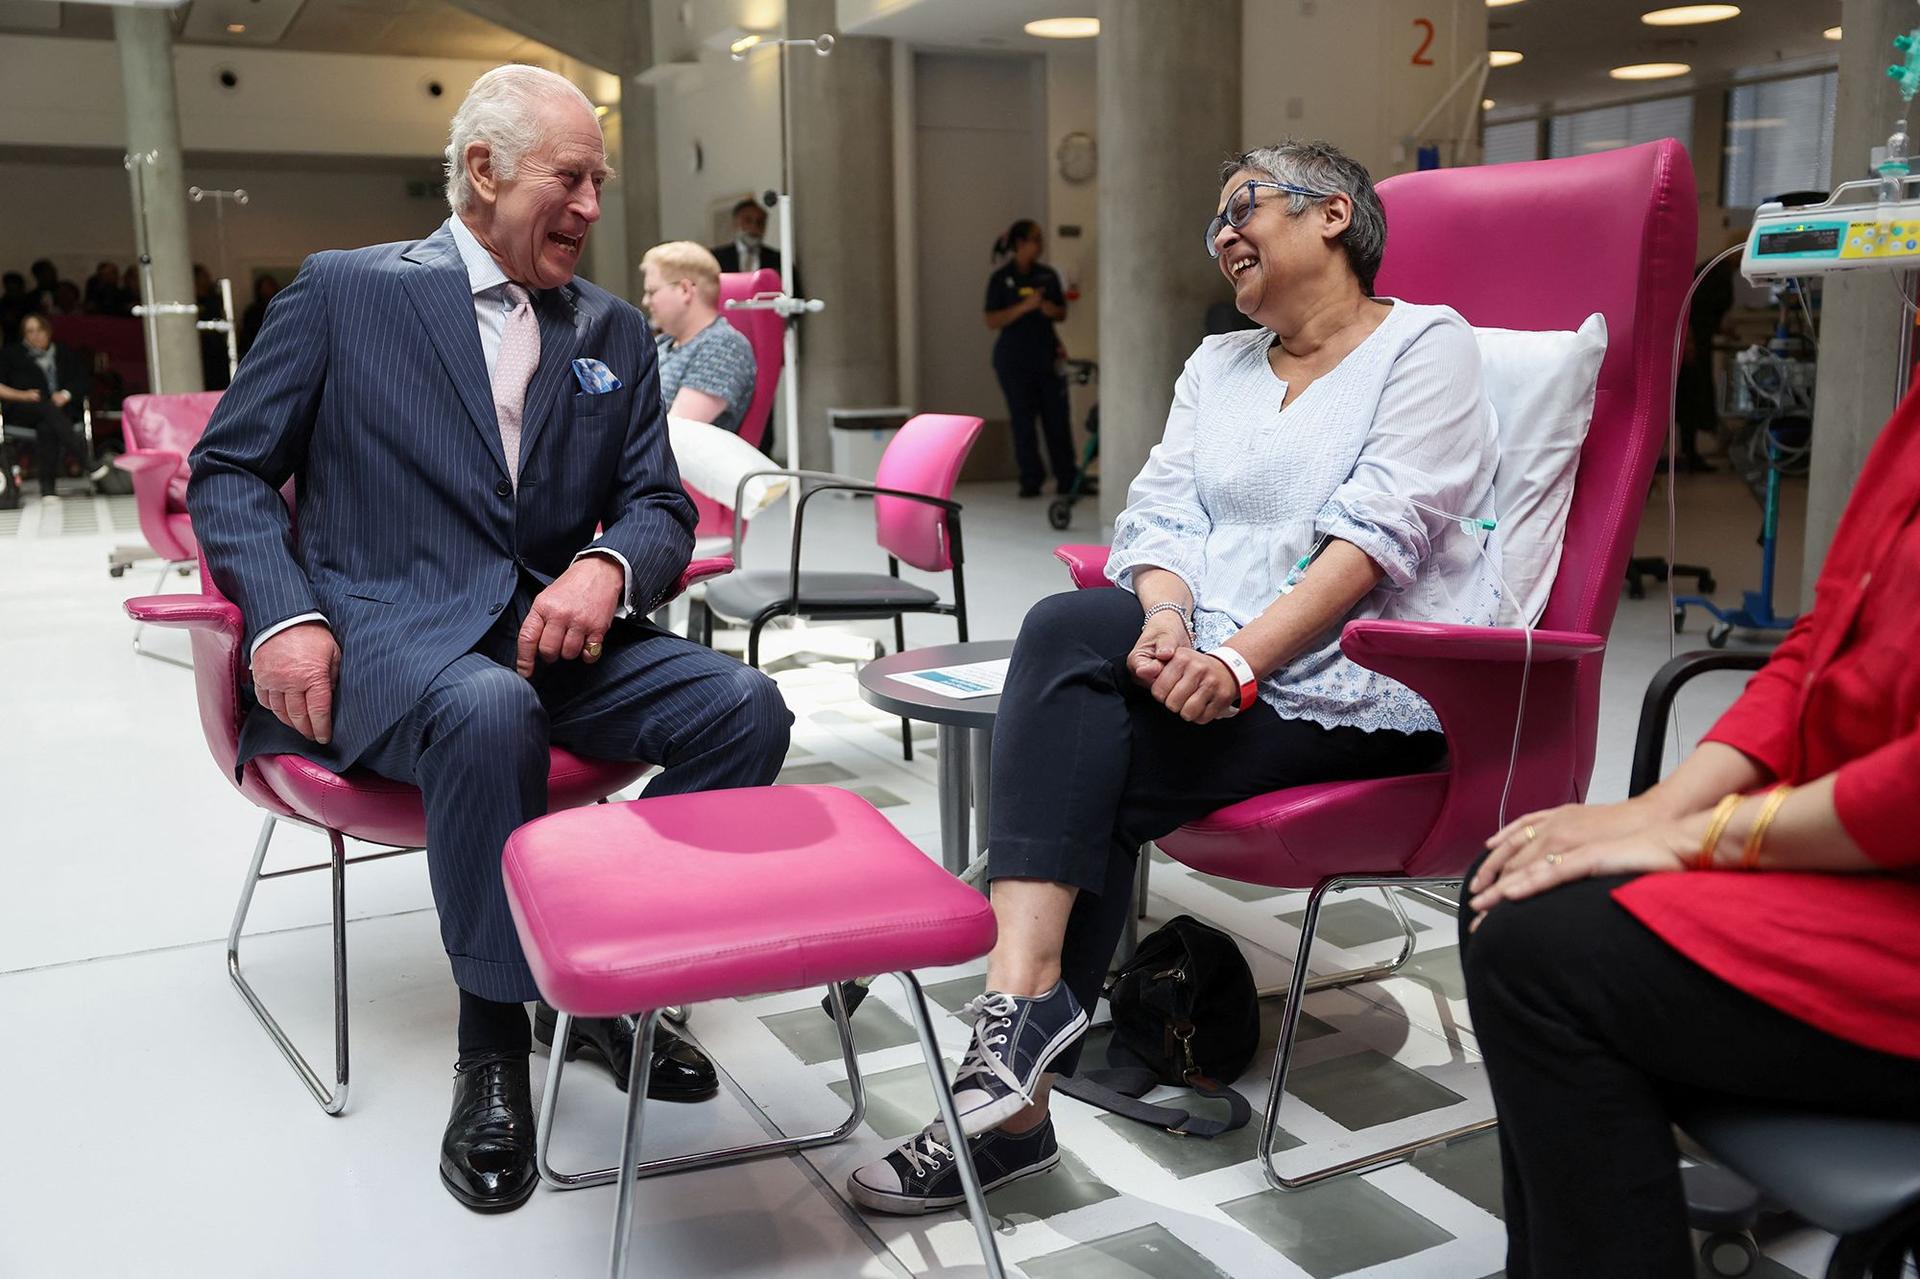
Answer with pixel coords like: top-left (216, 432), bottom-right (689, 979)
top-left (660, 1006), bottom-right (689, 1027)
top-left (537, 981), bottom-right (867, 1192)
top-left (227, 816), bottom-right (351, 1115)
top-left (131, 558), bottom-right (195, 669)
top-left (1256, 880), bottom-right (1436, 1000)
top-left (1258, 874), bottom-right (1494, 1191)
top-left (897, 970), bottom-right (1007, 1279)
top-left (608, 1010), bottom-right (660, 1279)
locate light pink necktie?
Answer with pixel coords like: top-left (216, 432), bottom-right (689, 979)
top-left (492, 283), bottom-right (540, 487)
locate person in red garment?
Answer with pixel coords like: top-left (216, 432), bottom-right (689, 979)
top-left (1461, 388), bottom-right (1920, 1277)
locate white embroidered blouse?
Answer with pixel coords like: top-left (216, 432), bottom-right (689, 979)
top-left (1105, 299), bottom-right (1502, 735)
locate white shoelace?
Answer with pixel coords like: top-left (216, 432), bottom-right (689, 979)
top-left (954, 992), bottom-right (1029, 1099)
top-left (898, 1127), bottom-right (955, 1178)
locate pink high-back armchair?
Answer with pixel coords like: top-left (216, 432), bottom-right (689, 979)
top-left (121, 552), bottom-right (734, 1115)
top-left (686, 268), bottom-right (785, 549)
top-left (117, 391), bottom-right (221, 568)
top-left (1056, 139), bottom-right (1697, 1191)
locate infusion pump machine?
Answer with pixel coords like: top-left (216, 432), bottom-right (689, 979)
top-left (1743, 178), bottom-right (1920, 281)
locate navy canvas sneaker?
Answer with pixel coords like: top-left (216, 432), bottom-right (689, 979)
top-left (950, 983), bottom-right (1087, 1136)
top-left (847, 1117), bottom-right (1060, 1215)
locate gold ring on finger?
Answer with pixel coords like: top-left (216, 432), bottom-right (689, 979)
top-left (585, 641), bottom-right (603, 658)
top-left (1544, 852), bottom-right (1563, 867)
top-left (1524, 825), bottom-right (1538, 842)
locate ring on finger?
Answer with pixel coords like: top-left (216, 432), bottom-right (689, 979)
top-left (1524, 824), bottom-right (1538, 842)
top-left (585, 640), bottom-right (603, 658)
top-left (1544, 852), bottom-right (1563, 867)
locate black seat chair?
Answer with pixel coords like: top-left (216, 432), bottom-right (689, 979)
top-left (1635, 650), bottom-right (1920, 1278)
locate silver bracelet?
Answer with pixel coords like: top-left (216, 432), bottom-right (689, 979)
top-left (1142, 600), bottom-right (1193, 635)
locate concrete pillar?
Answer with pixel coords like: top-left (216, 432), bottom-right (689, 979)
top-left (617, 4), bottom-right (661, 305)
top-left (1805, 0), bottom-right (1913, 603)
top-left (788, 0), bottom-right (898, 471)
top-left (1097, 0), bottom-right (1241, 529)
top-left (113, 6), bottom-right (200, 395)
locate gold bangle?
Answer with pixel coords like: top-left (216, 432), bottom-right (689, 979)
top-left (1741, 785), bottom-right (1793, 871)
top-left (1697, 793), bottom-right (1743, 871)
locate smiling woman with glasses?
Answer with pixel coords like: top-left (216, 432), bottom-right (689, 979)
top-left (846, 137), bottom-right (1508, 1216)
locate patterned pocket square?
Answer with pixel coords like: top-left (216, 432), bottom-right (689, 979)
top-left (571, 357), bottom-right (623, 394)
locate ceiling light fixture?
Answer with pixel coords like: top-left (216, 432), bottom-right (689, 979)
top-left (594, 104), bottom-right (611, 118)
top-left (1024, 17), bottom-right (1100, 39)
top-left (226, 22), bottom-right (246, 33)
top-left (1488, 50), bottom-right (1524, 68)
top-left (729, 33), bottom-right (762, 55)
top-left (1482, 98), bottom-right (1496, 109)
top-left (1610, 61), bottom-right (1692, 79)
top-left (1486, 0), bottom-right (1525, 7)
top-left (1640, 5), bottom-right (1740, 26)
top-left (1824, 26), bottom-right (1842, 40)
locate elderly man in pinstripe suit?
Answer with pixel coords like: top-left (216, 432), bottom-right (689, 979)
top-left (188, 65), bottom-right (792, 1213)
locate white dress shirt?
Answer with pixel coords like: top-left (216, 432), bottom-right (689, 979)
top-left (251, 217), bottom-right (633, 659)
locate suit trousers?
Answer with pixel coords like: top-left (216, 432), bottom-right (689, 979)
top-left (359, 597), bottom-right (792, 1002)
top-left (986, 589), bottom-right (1444, 1074)
top-left (1459, 857), bottom-right (1920, 1278)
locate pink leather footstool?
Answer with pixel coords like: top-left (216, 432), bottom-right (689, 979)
top-left (503, 784), bottom-right (1003, 1278)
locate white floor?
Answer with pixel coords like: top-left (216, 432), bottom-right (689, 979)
top-left (0, 466), bottom-right (1820, 1279)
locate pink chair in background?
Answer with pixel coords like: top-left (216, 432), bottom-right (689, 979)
top-left (687, 267), bottom-right (785, 553)
top-left (122, 554), bottom-right (736, 1115)
top-left (697, 413), bottom-right (984, 758)
top-left (1055, 139), bottom-right (1697, 1190)
top-left (112, 392), bottom-right (223, 664)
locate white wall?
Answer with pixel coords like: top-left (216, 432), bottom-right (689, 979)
top-left (646, 0), bottom-right (788, 247)
top-left (0, 155), bottom-right (450, 292)
top-left (1242, 0), bottom-right (1488, 178)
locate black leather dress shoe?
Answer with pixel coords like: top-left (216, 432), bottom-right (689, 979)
top-left (439, 1053), bottom-right (538, 1213)
top-left (534, 1003), bottom-right (719, 1102)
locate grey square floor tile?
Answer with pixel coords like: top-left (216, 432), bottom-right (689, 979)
top-left (1200, 874), bottom-right (1292, 902)
top-left (1410, 1129), bottom-right (1503, 1217)
top-left (1223, 1176), bottom-right (1454, 1278)
top-left (829, 1062), bottom-right (936, 1140)
top-left (1285, 1049), bottom-right (1466, 1131)
top-left (1399, 946), bottom-right (1468, 1001)
top-left (1278, 897), bottom-right (1432, 950)
top-left (1022, 1224), bottom-right (1229, 1279)
top-left (760, 995), bottom-right (917, 1066)
top-left (847, 783), bottom-right (907, 809)
top-left (775, 759), bottom-right (856, 786)
top-left (1096, 1090), bottom-right (1299, 1177)
top-left (1259, 1003), bottom-right (1339, 1045)
top-left (923, 973), bottom-right (986, 1015)
top-left (990, 1146), bottom-right (1119, 1223)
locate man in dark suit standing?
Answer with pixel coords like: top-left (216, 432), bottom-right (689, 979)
top-left (710, 196), bottom-right (784, 279)
top-left (188, 65), bottom-right (792, 1213)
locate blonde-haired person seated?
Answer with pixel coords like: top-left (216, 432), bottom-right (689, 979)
top-left (640, 241), bottom-right (757, 435)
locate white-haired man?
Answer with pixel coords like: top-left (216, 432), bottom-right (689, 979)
top-left (188, 64), bottom-right (792, 1212)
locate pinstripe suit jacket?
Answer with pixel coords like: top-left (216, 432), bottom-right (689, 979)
top-left (187, 221), bottom-right (697, 771)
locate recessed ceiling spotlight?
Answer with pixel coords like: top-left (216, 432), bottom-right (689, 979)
top-left (1641, 5), bottom-right (1740, 26)
top-left (594, 105), bottom-right (611, 118)
top-left (1486, 0), bottom-right (1525, 7)
top-left (728, 34), bottom-right (762, 55)
top-left (1489, 50), bottom-right (1525, 68)
top-left (1025, 17), bottom-right (1099, 39)
top-left (1482, 98), bottom-right (1496, 109)
top-left (1825, 26), bottom-right (1843, 40)
top-left (1610, 62), bottom-right (1692, 80)
top-left (226, 22), bottom-right (246, 33)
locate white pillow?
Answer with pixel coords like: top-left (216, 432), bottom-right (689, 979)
top-left (1472, 313), bottom-right (1607, 625)
top-left (668, 415), bottom-right (790, 520)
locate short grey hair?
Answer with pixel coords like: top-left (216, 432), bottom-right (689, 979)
top-left (1222, 140), bottom-right (1388, 294)
top-left (444, 64), bottom-right (598, 217)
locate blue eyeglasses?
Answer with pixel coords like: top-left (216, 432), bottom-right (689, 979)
top-left (1205, 178), bottom-right (1333, 259)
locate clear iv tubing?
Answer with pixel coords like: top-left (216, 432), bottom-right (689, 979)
top-left (1280, 495), bottom-right (1533, 827)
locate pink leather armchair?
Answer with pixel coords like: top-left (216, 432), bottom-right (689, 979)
top-left (113, 393), bottom-right (222, 663)
top-left (123, 554), bottom-right (737, 1114)
top-left (1059, 139), bottom-right (1697, 1191)
top-left (687, 268), bottom-right (785, 551)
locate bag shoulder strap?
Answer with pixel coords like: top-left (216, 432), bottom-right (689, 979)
top-left (1054, 1067), bottom-right (1252, 1139)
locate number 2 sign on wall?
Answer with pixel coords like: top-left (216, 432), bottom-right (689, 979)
top-left (1412, 17), bottom-right (1436, 66)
